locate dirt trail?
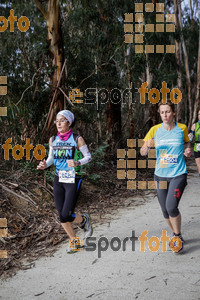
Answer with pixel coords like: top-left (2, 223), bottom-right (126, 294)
top-left (0, 166), bottom-right (200, 300)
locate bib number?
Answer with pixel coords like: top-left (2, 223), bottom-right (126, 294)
top-left (161, 154), bottom-right (178, 164)
top-left (196, 144), bottom-right (200, 151)
top-left (59, 170), bottom-right (75, 183)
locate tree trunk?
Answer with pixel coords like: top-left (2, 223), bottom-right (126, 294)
top-left (125, 45), bottom-right (134, 138)
top-left (129, 92), bottom-right (134, 138)
top-left (34, 0), bottom-right (65, 138)
top-left (94, 56), bottom-right (102, 145)
top-left (97, 10), bottom-right (122, 152)
top-left (145, 53), bottom-right (158, 126)
top-left (174, 0), bottom-right (183, 122)
top-left (96, 112), bottom-right (102, 145)
top-left (190, 0), bottom-right (193, 26)
top-left (178, 1), bottom-right (192, 128)
top-left (106, 93), bottom-right (121, 153)
top-left (192, 24), bottom-right (200, 125)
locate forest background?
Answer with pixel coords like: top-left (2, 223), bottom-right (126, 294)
top-left (0, 0), bottom-right (200, 277)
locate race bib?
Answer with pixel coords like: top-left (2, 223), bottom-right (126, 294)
top-left (160, 154), bottom-right (178, 164)
top-left (59, 169), bottom-right (75, 183)
top-left (196, 143), bottom-right (200, 151)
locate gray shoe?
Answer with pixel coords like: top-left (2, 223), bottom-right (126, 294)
top-left (81, 214), bottom-right (93, 239)
top-left (66, 247), bottom-right (78, 254)
top-left (66, 238), bottom-right (84, 254)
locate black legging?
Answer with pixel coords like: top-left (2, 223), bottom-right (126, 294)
top-left (53, 175), bottom-right (82, 223)
top-left (154, 173), bottom-right (187, 218)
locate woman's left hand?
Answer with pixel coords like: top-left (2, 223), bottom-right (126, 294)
top-left (67, 160), bottom-right (78, 167)
top-left (184, 148), bottom-right (192, 157)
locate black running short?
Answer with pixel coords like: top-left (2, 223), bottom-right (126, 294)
top-left (53, 175), bottom-right (82, 223)
top-left (154, 173), bottom-right (187, 219)
top-left (194, 151), bottom-right (200, 158)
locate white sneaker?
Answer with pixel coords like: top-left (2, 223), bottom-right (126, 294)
top-left (80, 214), bottom-right (93, 239)
top-left (66, 238), bottom-right (84, 254)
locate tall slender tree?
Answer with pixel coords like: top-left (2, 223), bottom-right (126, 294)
top-left (174, 0), bottom-right (183, 122)
top-left (177, 0), bottom-right (192, 128)
top-left (192, 24), bottom-right (200, 124)
top-left (34, 0), bottom-right (65, 138)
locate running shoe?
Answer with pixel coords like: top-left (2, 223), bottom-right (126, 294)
top-left (178, 234), bottom-right (185, 244)
top-left (169, 234), bottom-right (185, 245)
top-left (172, 234), bottom-right (185, 243)
top-left (169, 235), bottom-right (184, 253)
top-left (66, 238), bottom-right (84, 254)
top-left (66, 247), bottom-right (78, 254)
top-left (80, 213), bottom-right (93, 239)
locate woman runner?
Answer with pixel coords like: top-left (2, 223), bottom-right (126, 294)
top-left (37, 110), bottom-right (93, 253)
top-left (140, 101), bottom-right (191, 253)
top-left (189, 109), bottom-right (200, 176)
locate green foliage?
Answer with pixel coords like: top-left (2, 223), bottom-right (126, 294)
top-left (0, 0), bottom-right (199, 159)
top-left (20, 161), bottom-right (39, 175)
top-left (81, 143), bottom-right (109, 184)
top-left (86, 173), bottom-right (101, 184)
top-left (87, 143), bottom-right (109, 170)
top-left (44, 166), bottom-right (56, 183)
